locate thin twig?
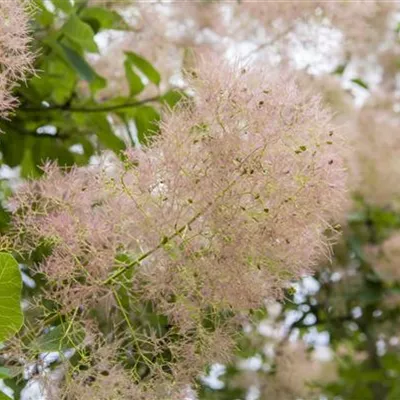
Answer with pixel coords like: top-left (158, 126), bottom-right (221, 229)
top-left (19, 96), bottom-right (160, 113)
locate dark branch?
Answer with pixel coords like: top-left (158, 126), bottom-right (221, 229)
top-left (18, 96), bottom-right (160, 113)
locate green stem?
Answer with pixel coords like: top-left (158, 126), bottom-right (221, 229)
top-left (103, 210), bottom-right (203, 285)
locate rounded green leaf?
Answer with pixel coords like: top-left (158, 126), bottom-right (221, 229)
top-left (125, 51), bottom-right (161, 86)
top-left (0, 253), bottom-right (23, 342)
top-left (62, 15), bottom-right (99, 53)
top-left (124, 59), bottom-right (145, 96)
top-left (0, 367), bottom-right (11, 380)
top-left (80, 7), bottom-right (128, 31)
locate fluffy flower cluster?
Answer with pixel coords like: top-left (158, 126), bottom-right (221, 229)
top-left (9, 57), bottom-right (346, 396)
top-left (0, 0), bottom-right (33, 117)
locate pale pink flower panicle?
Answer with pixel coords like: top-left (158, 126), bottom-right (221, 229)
top-left (0, 0), bottom-right (34, 117)
top-left (9, 56), bottom-right (347, 396)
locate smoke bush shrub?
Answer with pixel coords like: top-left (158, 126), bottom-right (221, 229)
top-left (6, 57), bottom-right (347, 398)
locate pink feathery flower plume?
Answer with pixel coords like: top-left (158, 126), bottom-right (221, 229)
top-left (0, 0), bottom-right (34, 117)
top-left (9, 55), bottom-right (348, 397)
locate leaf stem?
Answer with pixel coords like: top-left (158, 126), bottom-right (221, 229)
top-left (103, 210), bottom-right (203, 285)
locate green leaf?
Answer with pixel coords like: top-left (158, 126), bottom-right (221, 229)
top-left (94, 117), bottom-right (126, 152)
top-left (160, 89), bottom-right (185, 108)
top-left (0, 205), bottom-right (11, 234)
top-left (89, 74), bottom-right (107, 94)
top-left (28, 55), bottom-right (77, 104)
top-left (52, 41), bottom-right (106, 93)
top-left (60, 43), bottom-right (106, 91)
top-left (0, 253), bottom-right (23, 342)
top-left (62, 15), bottom-right (99, 53)
top-left (0, 128), bottom-right (25, 167)
top-left (124, 60), bottom-right (144, 96)
top-left (33, 324), bottom-right (85, 352)
top-left (80, 7), bottom-right (128, 31)
top-left (351, 78), bottom-right (369, 90)
top-left (0, 392), bottom-right (12, 400)
top-left (52, 0), bottom-right (73, 13)
top-left (45, 38), bottom-right (94, 83)
top-left (1, 377), bottom-right (23, 400)
top-left (47, 58), bottom-right (77, 103)
top-left (33, 138), bottom-right (75, 168)
top-left (33, 0), bottom-right (54, 26)
top-left (59, 42), bottom-right (96, 82)
top-left (125, 51), bottom-right (161, 86)
top-left (0, 367), bottom-right (11, 379)
top-left (134, 106), bottom-right (160, 145)
top-left (333, 64), bottom-right (346, 75)
top-left (73, 113), bottom-right (125, 152)
top-left (21, 146), bottom-right (41, 179)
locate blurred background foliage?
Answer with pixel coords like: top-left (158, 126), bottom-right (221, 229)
top-left (1, 1), bottom-right (400, 399)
